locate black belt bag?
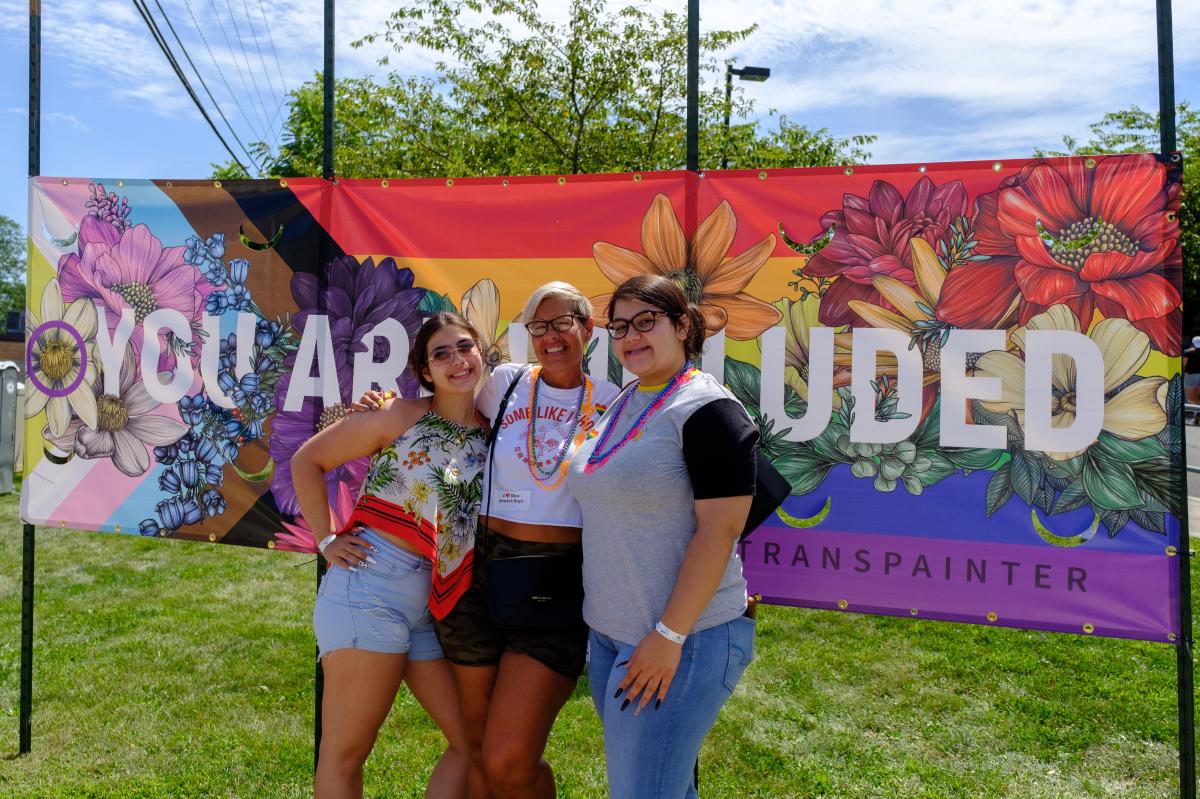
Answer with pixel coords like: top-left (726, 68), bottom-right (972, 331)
top-left (481, 365), bottom-right (584, 629)
top-left (485, 553), bottom-right (585, 629)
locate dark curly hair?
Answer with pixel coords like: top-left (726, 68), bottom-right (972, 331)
top-left (606, 275), bottom-right (706, 360)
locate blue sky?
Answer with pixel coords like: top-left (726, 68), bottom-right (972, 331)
top-left (1, 0), bottom-right (1198, 230)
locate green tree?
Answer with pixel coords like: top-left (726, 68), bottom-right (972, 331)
top-left (0, 215), bottom-right (26, 317)
top-left (215, 0), bottom-right (873, 179)
top-left (1038, 103), bottom-right (1198, 336)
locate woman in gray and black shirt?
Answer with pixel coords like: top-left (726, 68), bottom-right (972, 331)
top-left (567, 274), bottom-right (758, 798)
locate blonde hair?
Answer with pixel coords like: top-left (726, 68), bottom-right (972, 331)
top-left (521, 281), bottom-right (593, 323)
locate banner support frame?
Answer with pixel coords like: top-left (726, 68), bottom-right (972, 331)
top-left (1157, 1), bottom-right (1195, 797)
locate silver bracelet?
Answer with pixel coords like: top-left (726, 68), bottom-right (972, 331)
top-left (318, 533), bottom-right (338, 554)
top-left (655, 620), bottom-right (687, 645)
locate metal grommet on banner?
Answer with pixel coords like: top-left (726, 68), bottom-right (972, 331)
top-left (502, 179), bottom-right (510, 187)
top-left (1167, 211), bottom-right (1177, 222)
top-left (633, 173), bottom-right (642, 182)
top-left (1166, 545), bottom-right (1178, 557)
top-left (992, 162), bottom-right (1002, 172)
top-left (267, 540), bottom-right (276, 550)
top-left (1082, 623), bottom-right (1095, 634)
top-left (116, 180), bottom-right (124, 188)
top-left (208, 533), bottom-right (217, 542)
top-left (557, 176), bottom-right (566, 185)
top-left (909, 608), bottom-right (919, 616)
top-left (758, 171), bottom-right (767, 180)
top-left (214, 180), bottom-right (223, 188)
top-left (380, 180), bottom-right (388, 188)
top-left (918, 165), bottom-right (927, 173)
top-left (60, 179), bottom-right (69, 186)
top-left (331, 178), bottom-right (339, 185)
top-left (837, 599), bottom-right (848, 610)
top-left (843, 167), bottom-right (853, 176)
top-left (1084, 157), bottom-right (1097, 168)
top-left (986, 612), bottom-right (998, 622)
top-left (446, 178), bottom-right (454, 187)
top-left (165, 181), bottom-right (174, 188)
top-left (114, 524), bottom-right (122, 534)
top-left (753, 593), bottom-right (763, 603)
top-left (698, 172), bottom-right (705, 179)
top-left (1169, 633), bottom-right (1178, 642)
top-left (279, 179), bottom-right (288, 188)
top-left (59, 520), bottom-right (67, 528)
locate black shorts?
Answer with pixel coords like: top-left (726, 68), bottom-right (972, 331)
top-left (435, 526), bottom-right (588, 680)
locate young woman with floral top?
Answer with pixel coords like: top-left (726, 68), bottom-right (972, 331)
top-left (358, 282), bottom-right (620, 799)
top-left (567, 275), bottom-right (758, 798)
top-left (294, 312), bottom-right (488, 799)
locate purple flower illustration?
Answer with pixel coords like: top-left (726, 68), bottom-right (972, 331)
top-left (803, 176), bottom-right (968, 327)
top-left (268, 256), bottom-right (425, 515)
top-left (43, 348), bottom-right (188, 477)
top-left (57, 222), bottom-right (214, 371)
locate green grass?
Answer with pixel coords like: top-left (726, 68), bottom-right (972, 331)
top-left (0, 486), bottom-right (1194, 798)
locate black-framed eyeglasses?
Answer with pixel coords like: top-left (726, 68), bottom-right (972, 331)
top-left (428, 339), bottom-right (478, 364)
top-left (525, 314), bottom-right (583, 337)
top-left (605, 309), bottom-right (674, 340)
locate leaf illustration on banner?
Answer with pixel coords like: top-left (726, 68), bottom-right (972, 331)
top-left (776, 497), bottom-right (832, 528)
top-left (238, 223), bottom-right (284, 251)
top-left (1129, 508), bottom-right (1167, 535)
top-left (1131, 460), bottom-right (1179, 516)
top-left (418, 290), bottom-right (458, 315)
top-left (1099, 510), bottom-right (1132, 538)
top-left (1031, 508), bottom-right (1099, 547)
top-left (723, 357), bottom-right (806, 457)
top-left (772, 451), bottom-right (834, 496)
top-left (1051, 480), bottom-right (1090, 514)
top-left (1157, 375), bottom-right (1183, 455)
top-left (1093, 432), bottom-right (1167, 463)
top-left (985, 462), bottom-right (1013, 517)
top-left (1081, 453), bottom-right (1144, 512)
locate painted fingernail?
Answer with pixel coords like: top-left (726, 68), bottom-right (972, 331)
top-left (613, 687), bottom-right (623, 698)
top-left (617, 660), bottom-right (629, 667)
top-left (620, 698), bottom-right (631, 711)
top-left (655, 699), bottom-right (662, 710)
top-left (349, 566), bottom-right (358, 572)
top-left (365, 555), bottom-right (377, 564)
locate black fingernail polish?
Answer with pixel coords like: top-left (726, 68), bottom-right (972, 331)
top-left (620, 698), bottom-right (631, 711)
top-left (617, 660), bottom-right (629, 667)
top-left (655, 699), bottom-right (662, 709)
top-left (613, 687), bottom-right (623, 698)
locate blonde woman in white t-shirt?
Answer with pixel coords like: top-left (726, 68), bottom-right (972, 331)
top-left (358, 282), bottom-right (620, 799)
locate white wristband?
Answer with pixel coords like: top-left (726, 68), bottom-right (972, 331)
top-left (655, 620), bottom-right (687, 645)
top-left (318, 533), bottom-right (338, 554)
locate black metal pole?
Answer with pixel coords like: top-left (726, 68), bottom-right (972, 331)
top-left (685, 0), bottom-right (699, 172)
top-left (322, 0), bottom-right (334, 181)
top-left (20, 0), bottom-right (40, 759)
top-left (315, 0), bottom-right (334, 773)
top-left (721, 65), bottom-right (732, 170)
top-left (1158, 2), bottom-right (1195, 796)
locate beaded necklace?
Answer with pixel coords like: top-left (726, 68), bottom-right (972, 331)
top-left (526, 367), bottom-right (594, 491)
top-left (583, 362), bottom-right (699, 473)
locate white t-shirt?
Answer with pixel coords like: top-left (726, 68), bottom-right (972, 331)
top-left (478, 362), bottom-right (621, 528)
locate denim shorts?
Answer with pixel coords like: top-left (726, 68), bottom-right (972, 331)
top-left (313, 528), bottom-right (443, 661)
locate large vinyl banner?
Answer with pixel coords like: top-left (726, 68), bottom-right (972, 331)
top-left (24, 156), bottom-right (1184, 642)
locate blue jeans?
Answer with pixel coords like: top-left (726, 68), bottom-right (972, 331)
top-left (588, 616), bottom-right (755, 798)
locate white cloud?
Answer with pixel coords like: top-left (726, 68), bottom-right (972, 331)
top-left (4, 0), bottom-right (1197, 163)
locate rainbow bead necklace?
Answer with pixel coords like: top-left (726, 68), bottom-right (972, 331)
top-left (526, 367), bottom-right (593, 490)
top-left (583, 362), bottom-right (699, 473)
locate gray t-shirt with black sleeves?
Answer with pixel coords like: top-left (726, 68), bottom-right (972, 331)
top-left (566, 371), bottom-right (758, 645)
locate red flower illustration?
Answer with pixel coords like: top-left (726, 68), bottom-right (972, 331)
top-left (803, 176), bottom-right (968, 327)
top-left (946, 154), bottom-right (1182, 355)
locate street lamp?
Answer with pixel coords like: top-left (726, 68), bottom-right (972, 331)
top-left (723, 64), bottom-right (771, 169)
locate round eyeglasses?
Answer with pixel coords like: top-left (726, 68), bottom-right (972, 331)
top-left (604, 310), bottom-right (674, 339)
top-left (525, 314), bottom-right (583, 337)
top-left (428, 339), bottom-right (479, 364)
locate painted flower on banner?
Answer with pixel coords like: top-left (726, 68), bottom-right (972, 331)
top-left (269, 256), bottom-right (426, 516)
top-left (970, 154), bottom-right (1182, 354)
top-left (43, 348), bottom-right (188, 477)
top-left (58, 223), bottom-right (214, 371)
top-left (592, 194), bottom-right (781, 339)
top-left (273, 480), bottom-right (357, 553)
top-left (460, 279), bottom-right (509, 372)
top-left (974, 304), bottom-right (1167, 460)
top-left (802, 176), bottom-right (969, 327)
top-left (25, 279), bottom-right (99, 437)
top-left (770, 295), bottom-right (851, 402)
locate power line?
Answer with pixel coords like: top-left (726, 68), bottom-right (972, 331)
top-left (179, 0), bottom-right (269, 147)
top-left (254, 0), bottom-right (289, 105)
top-left (219, 0), bottom-right (275, 143)
top-left (205, 0), bottom-right (272, 143)
top-left (239, 0), bottom-right (283, 151)
top-left (150, 0), bottom-right (260, 172)
top-left (129, 0), bottom-right (250, 174)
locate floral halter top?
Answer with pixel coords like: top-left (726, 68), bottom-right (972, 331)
top-left (344, 410), bottom-right (488, 620)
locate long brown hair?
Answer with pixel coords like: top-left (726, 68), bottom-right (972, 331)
top-left (409, 312), bottom-right (482, 392)
top-left (606, 275), bottom-right (706, 360)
